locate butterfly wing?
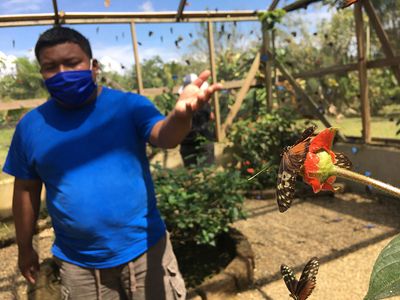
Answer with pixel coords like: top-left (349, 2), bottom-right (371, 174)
top-left (296, 126), bottom-right (316, 145)
top-left (276, 154), bottom-right (298, 213)
top-left (281, 264), bottom-right (299, 297)
top-left (295, 257), bottom-right (319, 300)
top-left (334, 152), bottom-right (352, 169)
top-left (276, 126), bottom-right (315, 212)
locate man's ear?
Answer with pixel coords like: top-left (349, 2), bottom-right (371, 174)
top-left (91, 58), bottom-right (100, 80)
top-left (92, 58), bottom-right (99, 70)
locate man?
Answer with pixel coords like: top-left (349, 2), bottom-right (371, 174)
top-left (3, 26), bottom-right (221, 299)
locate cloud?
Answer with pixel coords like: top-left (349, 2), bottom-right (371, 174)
top-left (0, 0), bottom-right (43, 14)
top-left (138, 1), bottom-right (154, 12)
top-left (93, 43), bottom-right (179, 69)
top-left (0, 48), bottom-right (36, 61)
top-left (140, 47), bottom-right (179, 62)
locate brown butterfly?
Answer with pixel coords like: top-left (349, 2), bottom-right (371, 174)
top-left (337, 0), bottom-right (358, 9)
top-left (281, 257), bottom-right (319, 300)
top-left (277, 126), bottom-right (316, 213)
top-left (334, 152), bottom-right (352, 169)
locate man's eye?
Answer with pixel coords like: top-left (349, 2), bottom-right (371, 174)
top-left (66, 61), bottom-right (80, 67)
top-left (42, 65), bottom-right (55, 71)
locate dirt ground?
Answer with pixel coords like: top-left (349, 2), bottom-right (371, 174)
top-left (1, 192), bottom-right (400, 300)
top-left (231, 192), bottom-right (400, 300)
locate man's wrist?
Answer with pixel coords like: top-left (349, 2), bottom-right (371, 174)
top-left (171, 107), bottom-right (193, 122)
top-left (17, 241), bottom-right (34, 252)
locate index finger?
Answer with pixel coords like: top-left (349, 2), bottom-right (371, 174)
top-left (193, 70), bottom-right (211, 88)
top-left (23, 269), bottom-right (37, 285)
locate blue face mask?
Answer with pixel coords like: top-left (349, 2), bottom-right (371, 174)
top-left (45, 69), bottom-right (97, 107)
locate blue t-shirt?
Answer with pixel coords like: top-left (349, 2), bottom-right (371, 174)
top-left (3, 87), bottom-right (167, 268)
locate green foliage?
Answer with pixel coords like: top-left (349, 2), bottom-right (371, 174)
top-left (0, 58), bottom-right (47, 100)
top-left (258, 9), bottom-right (287, 30)
top-left (365, 235), bottom-right (400, 300)
top-left (152, 163), bottom-right (247, 246)
top-left (225, 107), bottom-right (303, 190)
top-left (153, 91), bottom-right (176, 115)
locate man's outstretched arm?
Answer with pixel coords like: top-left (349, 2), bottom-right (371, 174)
top-left (149, 70), bottom-right (222, 149)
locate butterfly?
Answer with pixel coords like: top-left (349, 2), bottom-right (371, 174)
top-left (337, 0), bottom-right (358, 9)
top-left (333, 152), bottom-right (352, 169)
top-left (277, 126), bottom-right (316, 213)
top-left (281, 257), bottom-right (319, 300)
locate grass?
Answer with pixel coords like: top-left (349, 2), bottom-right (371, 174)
top-left (302, 116), bottom-right (400, 139)
top-left (0, 127), bottom-right (14, 181)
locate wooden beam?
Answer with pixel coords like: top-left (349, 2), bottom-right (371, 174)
top-left (0, 79), bottom-right (260, 112)
top-left (176, 0), bottom-right (187, 21)
top-left (207, 21), bottom-right (222, 142)
top-left (220, 53), bottom-right (260, 140)
top-left (282, 0), bottom-right (323, 12)
top-left (139, 79), bottom-right (258, 97)
top-left (269, 50), bottom-right (348, 141)
top-left (0, 11), bottom-right (262, 27)
top-left (130, 22), bottom-right (144, 94)
top-left (51, 0), bottom-right (60, 25)
top-left (354, 3), bottom-right (371, 143)
top-left (363, 0), bottom-right (400, 84)
top-left (0, 6), bottom-right (325, 28)
top-left (285, 56), bottom-right (400, 80)
top-left (268, 0), bottom-right (281, 11)
top-left (293, 63), bottom-right (357, 79)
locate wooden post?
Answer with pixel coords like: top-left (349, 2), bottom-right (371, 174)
top-left (221, 53), bottom-right (261, 139)
top-left (261, 26), bottom-right (273, 111)
top-left (271, 29), bottom-right (278, 106)
top-left (259, 0), bottom-right (281, 111)
top-left (52, 0), bottom-right (59, 25)
top-left (176, 0), bottom-right (187, 21)
top-left (207, 21), bottom-right (222, 142)
top-left (354, 3), bottom-right (371, 143)
top-left (268, 0), bottom-right (281, 10)
top-left (363, 0), bottom-right (400, 84)
top-left (130, 21), bottom-right (144, 94)
top-left (269, 50), bottom-right (346, 141)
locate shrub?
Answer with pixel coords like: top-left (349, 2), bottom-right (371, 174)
top-left (152, 163), bottom-right (247, 246)
top-left (225, 107), bottom-right (306, 190)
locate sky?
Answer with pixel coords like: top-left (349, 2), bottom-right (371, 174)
top-left (0, 0), bottom-right (334, 71)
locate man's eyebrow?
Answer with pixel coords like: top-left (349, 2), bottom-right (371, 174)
top-left (41, 55), bottom-right (82, 64)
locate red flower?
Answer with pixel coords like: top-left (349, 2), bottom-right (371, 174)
top-left (244, 161), bottom-right (251, 166)
top-left (303, 128), bottom-right (338, 193)
top-left (247, 168), bottom-right (255, 174)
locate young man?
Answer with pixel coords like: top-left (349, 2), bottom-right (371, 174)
top-left (3, 26), bottom-right (221, 299)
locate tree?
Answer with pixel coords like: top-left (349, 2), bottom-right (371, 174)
top-left (0, 57), bottom-right (47, 100)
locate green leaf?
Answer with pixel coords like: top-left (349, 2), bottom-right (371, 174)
top-left (364, 235), bottom-right (400, 300)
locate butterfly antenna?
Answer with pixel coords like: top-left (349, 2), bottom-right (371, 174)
top-left (248, 162), bottom-right (273, 181)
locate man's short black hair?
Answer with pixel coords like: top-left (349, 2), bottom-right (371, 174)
top-left (35, 26), bottom-right (92, 62)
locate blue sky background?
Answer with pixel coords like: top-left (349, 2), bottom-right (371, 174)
top-left (0, 0), bottom-right (333, 68)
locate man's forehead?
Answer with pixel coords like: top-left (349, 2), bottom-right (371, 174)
top-left (39, 42), bottom-right (87, 62)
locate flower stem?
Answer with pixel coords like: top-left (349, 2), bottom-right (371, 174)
top-left (334, 167), bottom-right (400, 198)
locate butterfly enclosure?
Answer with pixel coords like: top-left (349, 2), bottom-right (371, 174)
top-left (1, 0), bottom-right (400, 299)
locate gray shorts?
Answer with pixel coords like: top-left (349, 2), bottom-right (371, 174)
top-left (54, 233), bottom-right (186, 300)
